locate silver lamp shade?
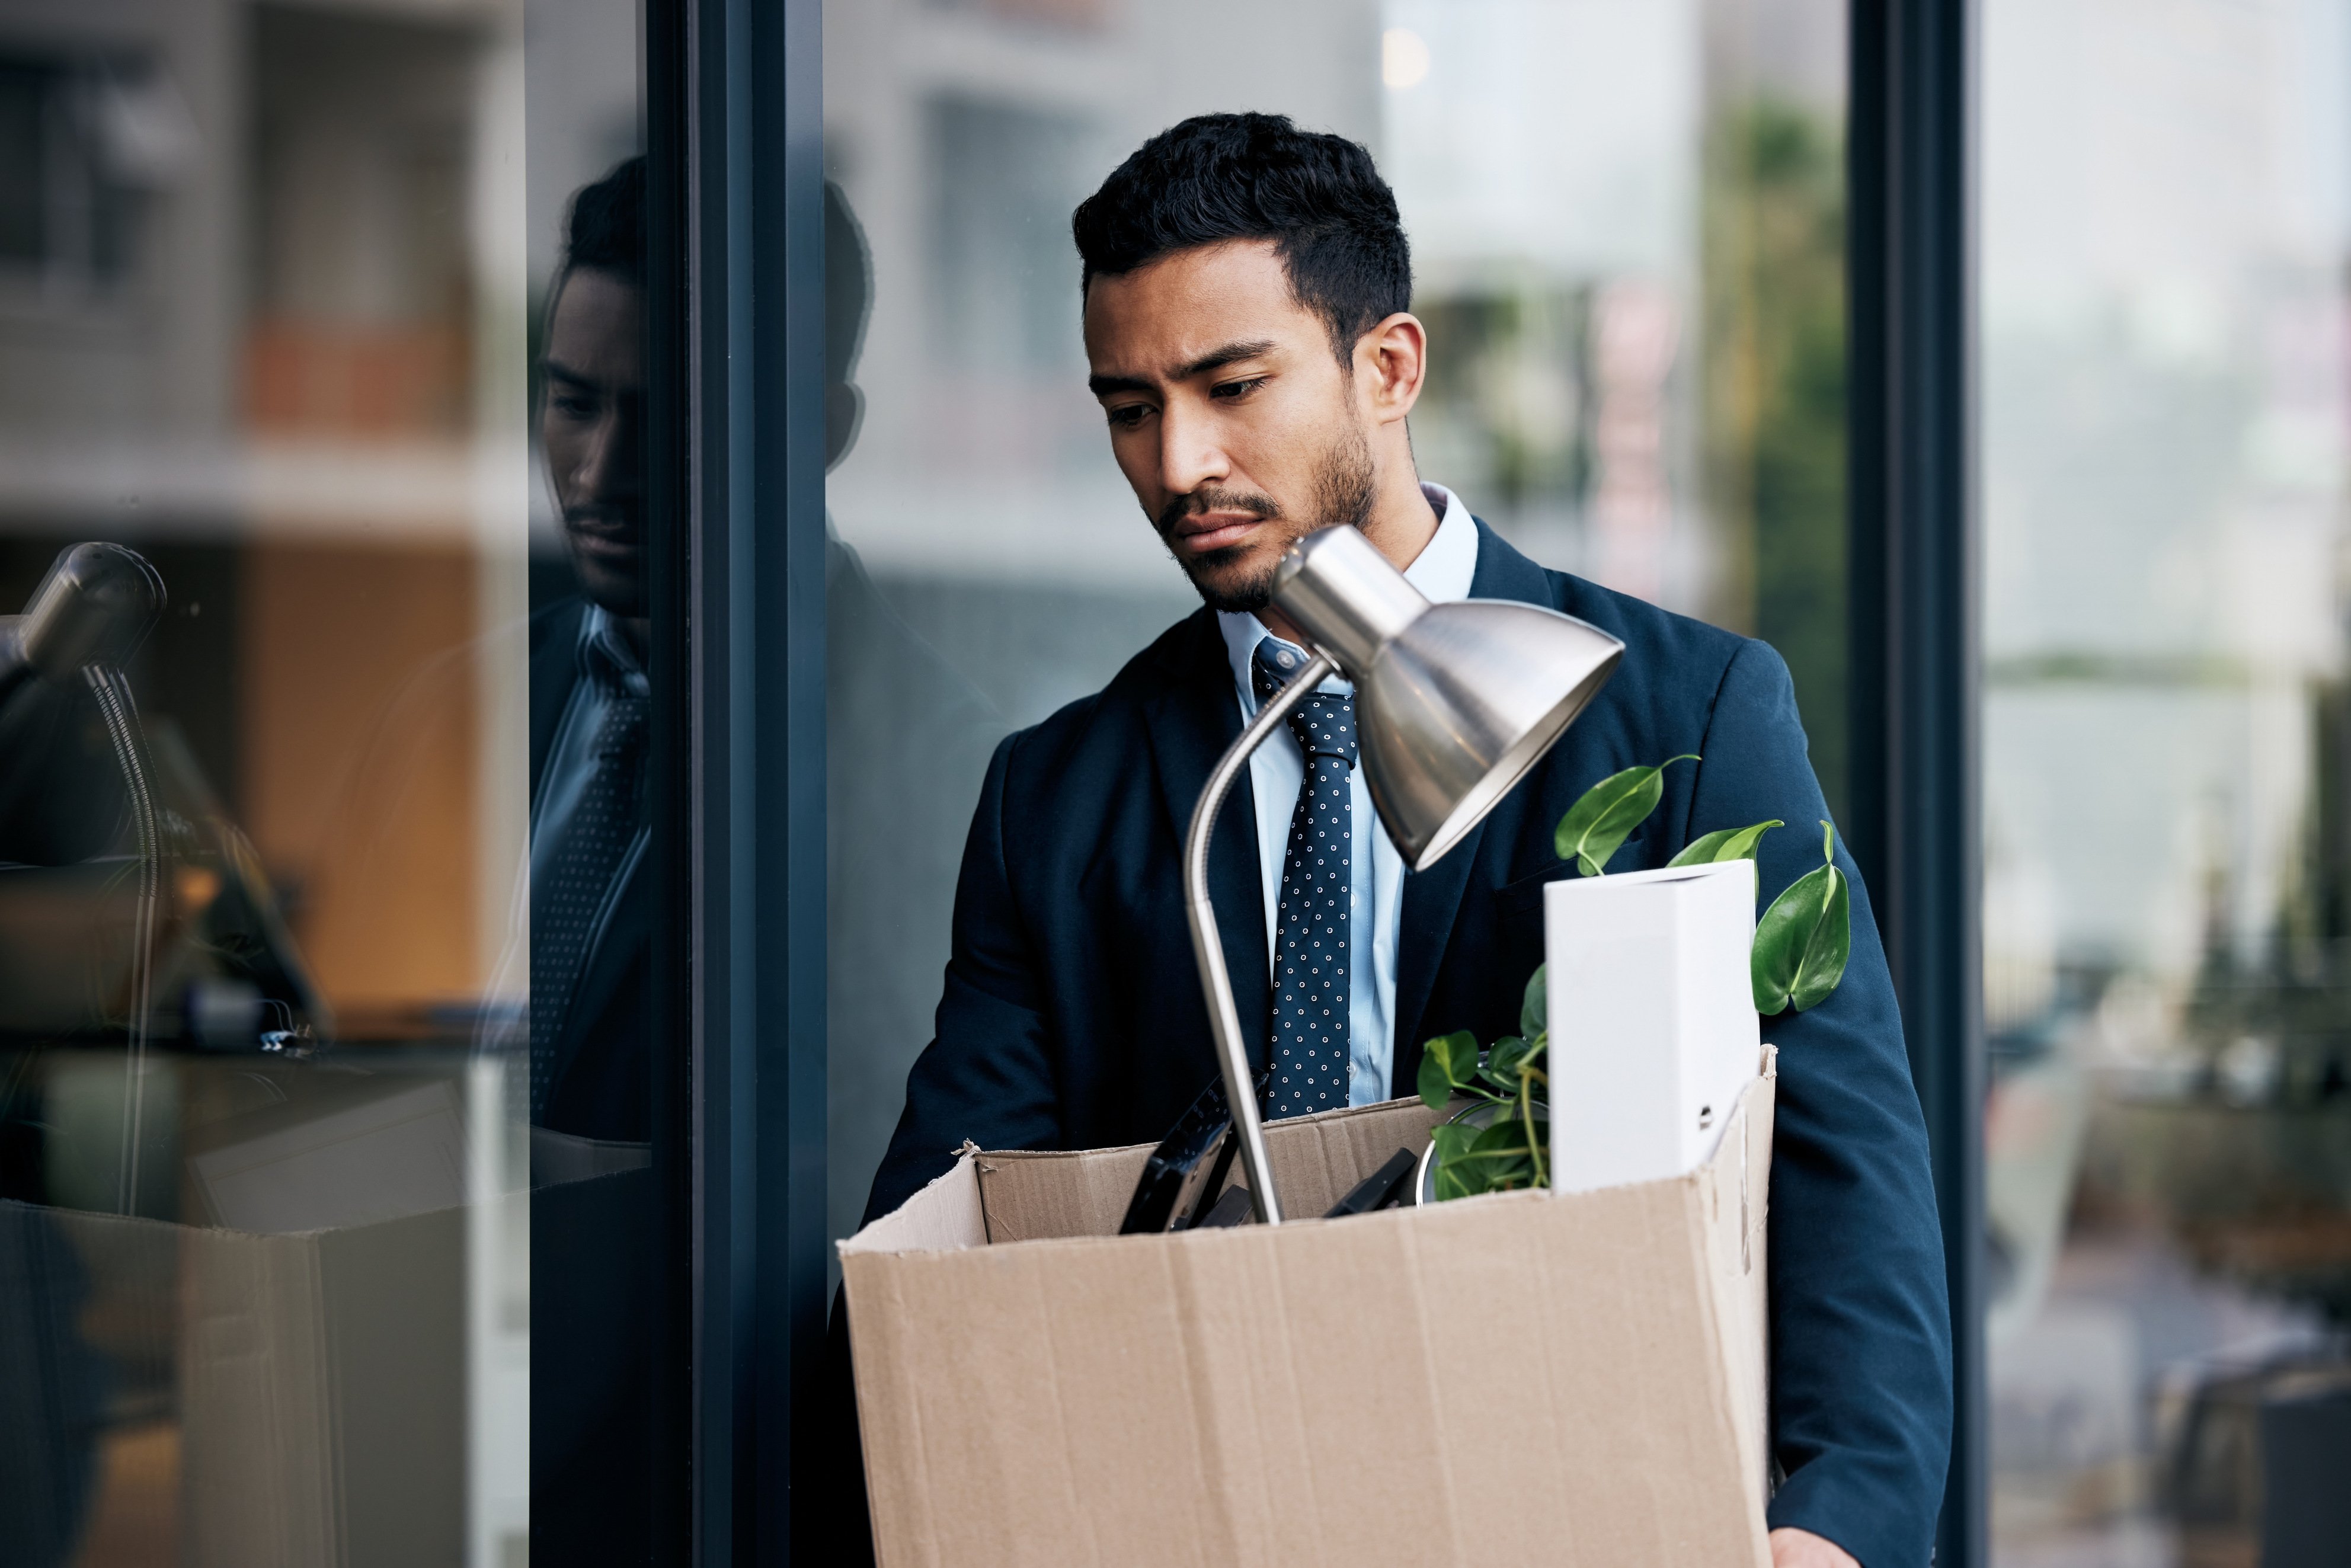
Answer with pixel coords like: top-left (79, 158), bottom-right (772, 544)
top-left (1270, 525), bottom-right (1624, 869)
top-left (1180, 522), bottom-right (1623, 1225)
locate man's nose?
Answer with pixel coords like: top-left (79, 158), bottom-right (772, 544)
top-left (575, 411), bottom-right (641, 501)
top-left (1156, 398), bottom-right (1229, 497)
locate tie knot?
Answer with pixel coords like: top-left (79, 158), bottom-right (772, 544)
top-left (1253, 641), bottom-right (1357, 766)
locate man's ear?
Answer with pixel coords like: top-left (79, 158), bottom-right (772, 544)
top-left (1358, 312), bottom-right (1428, 427)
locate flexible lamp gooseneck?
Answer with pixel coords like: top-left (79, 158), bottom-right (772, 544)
top-left (1184, 524), bottom-right (1626, 1224)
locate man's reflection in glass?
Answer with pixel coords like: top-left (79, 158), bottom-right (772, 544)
top-left (529, 155), bottom-right (656, 1564)
top-left (531, 156), bottom-right (652, 1148)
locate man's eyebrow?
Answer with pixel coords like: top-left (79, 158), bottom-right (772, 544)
top-left (1087, 339), bottom-right (1280, 399)
top-left (1178, 338), bottom-right (1277, 379)
top-left (543, 357), bottom-right (594, 387)
top-left (1087, 371), bottom-right (1153, 398)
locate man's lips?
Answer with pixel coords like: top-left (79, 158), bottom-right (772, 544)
top-left (1171, 513), bottom-right (1266, 555)
top-left (566, 521), bottom-right (642, 556)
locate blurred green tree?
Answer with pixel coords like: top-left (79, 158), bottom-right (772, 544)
top-left (1702, 99), bottom-right (1848, 825)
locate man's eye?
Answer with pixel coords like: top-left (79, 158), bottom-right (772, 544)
top-left (1105, 404), bottom-right (1151, 429)
top-left (552, 393), bottom-right (597, 418)
top-left (1211, 377), bottom-right (1267, 401)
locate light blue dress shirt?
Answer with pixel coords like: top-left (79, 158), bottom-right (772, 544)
top-left (1216, 483), bottom-right (1482, 1105)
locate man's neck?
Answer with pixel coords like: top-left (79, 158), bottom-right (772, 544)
top-left (600, 610), bottom-right (651, 665)
top-left (1257, 469), bottom-right (1441, 648)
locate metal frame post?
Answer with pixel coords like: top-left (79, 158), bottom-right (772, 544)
top-left (671, 0), bottom-right (827, 1560)
top-left (1847, 2), bottom-right (1985, 1564)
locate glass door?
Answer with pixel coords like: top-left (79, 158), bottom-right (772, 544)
top-left (0, 1), bottom-right (683, 1562)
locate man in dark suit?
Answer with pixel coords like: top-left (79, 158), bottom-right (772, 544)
top-left (526, 156), bottom-right (660, 1566)
top-left (530, 156), bottom-right (654, 1147)
top-left (856, 114), bottom-right (1952, 1566)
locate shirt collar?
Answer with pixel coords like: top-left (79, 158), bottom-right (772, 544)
top-left (1217, 481), bottom-right (1480, 706)
top-left (579, 603), bottom-right (651, 696)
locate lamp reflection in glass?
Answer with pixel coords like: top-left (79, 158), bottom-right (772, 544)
top-left (1185, 525), bottom-right (1625, 1223)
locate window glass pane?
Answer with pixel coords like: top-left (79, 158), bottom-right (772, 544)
top-left (823, 0), bottom-right (1846, 1255)
top-left (0, 2), bottom-right (667, 1562)
top-left (1982, 4), bottom-right (2351, 1561)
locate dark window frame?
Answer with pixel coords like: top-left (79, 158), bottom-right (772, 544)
top-left (654, 0), bottom-right (829, 1560)
top-left (1848, 2), bottom-right (1985, 1564)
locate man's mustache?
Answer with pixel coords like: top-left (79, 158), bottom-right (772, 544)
top-left (1156, 488), bottom-right (1281, 540)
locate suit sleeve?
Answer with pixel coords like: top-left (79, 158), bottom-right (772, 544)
top-left (859, 731), bottom-right (1065, 1227)
top-left (1689, 640), bottom-right (1953, 1568)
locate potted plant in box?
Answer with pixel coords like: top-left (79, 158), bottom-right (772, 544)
top-left (1417, 756), bottom-right (1853, 1201)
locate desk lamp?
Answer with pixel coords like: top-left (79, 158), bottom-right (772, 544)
top-left (1185, 525), bottom-right (1624, 1223)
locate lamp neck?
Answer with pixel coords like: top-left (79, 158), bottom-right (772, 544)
top-left (1272, 524), bottom-right (1432, 677)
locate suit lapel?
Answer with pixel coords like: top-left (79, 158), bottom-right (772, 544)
top-left (529, 599), bottom-right (588, 798)
top-left (1392, 520), bottom-right (1562, 1076)
top-left (1141, 612), bottom-right (1271, 1068)
top-left (1393, 817), bottom-right (1487, 1083)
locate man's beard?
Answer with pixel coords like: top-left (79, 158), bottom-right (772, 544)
top-left (1156, 425), bottom-right (1378, 615)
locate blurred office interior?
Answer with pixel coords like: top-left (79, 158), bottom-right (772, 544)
top-left (0, 0), bottom-right (2344, 1561)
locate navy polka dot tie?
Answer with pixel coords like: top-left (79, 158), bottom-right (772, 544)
top-left (1254, 639), bottom-right (1355, 1118)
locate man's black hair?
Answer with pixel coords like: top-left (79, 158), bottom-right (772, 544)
top-left (1071, 112), bottom-right (1410, 363)
top-left (563, 155), bottom-right (644, 286)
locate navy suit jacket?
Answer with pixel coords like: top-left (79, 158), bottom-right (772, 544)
top-left (863, 523), bottom-right (1952, 1566)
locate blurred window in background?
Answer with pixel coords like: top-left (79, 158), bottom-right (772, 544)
top-left (0, 51), bottom-right (169, 293)
top-left (1980, 2), bottom-right (2351, 1563)
top-left (0, 2), bottom-right (669, 1564)
top-left (821, 0), bottom-right (1851, 1266)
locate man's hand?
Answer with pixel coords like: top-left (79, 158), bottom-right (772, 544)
top-left (1770, 1526), bottom-right (1860, 1568)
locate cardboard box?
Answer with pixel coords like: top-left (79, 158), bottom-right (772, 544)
top-left (1546, 861), bottom-right (1762, 1195)
top-left (4, 1067), bottom-right (543, 1568)
top-left (841, 1055), bottom-right (1776, 1567)
top-left (178, 1201), bottom-right (468, 1568)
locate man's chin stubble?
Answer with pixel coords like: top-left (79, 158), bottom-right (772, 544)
top-left (1173, 543), bottom-right (1284, 615)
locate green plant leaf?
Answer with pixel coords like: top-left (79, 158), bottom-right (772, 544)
top-left (1667, 818), bottom-right (1783, 869)
top-left (1788, 862), bottom-right (1850, 1012)
top-left (1429, 1122), bottom-right (1482, 1201)
top-left (1484, 1033), bottom-right (1534, 1091)
top-left (1429, 1122), bottom-right (1477, 1164)
top-left (1518, 964), bottom-right (1548, 1041)
top-left (1751, 822), bottom-right (1853, 1015)
top-left (1466, 1119), bottom-right (1544, 1192)
top-left (1418, 1030), bottom-right (1482, 1111)
top-left (1552, 756), bottom-right (1698, 876)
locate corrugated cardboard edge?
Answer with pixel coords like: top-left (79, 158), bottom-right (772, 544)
top-left (840, 1150), bottom-right (989, 1257)
top-left (180, 1218), bottom-right (343, 1567)
top-left (958, 1097), bottom-right (1446, 1244)
top-left (1670, 1056), bottom-right (1777, 1567)
top-left (839, 1154), bottom-right (987, 1563)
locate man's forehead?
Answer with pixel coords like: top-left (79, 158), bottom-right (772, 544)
top-left (546, 267), bottom-right (644, 377)
top-left (1082, 240), bottom-right (1314, 374)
